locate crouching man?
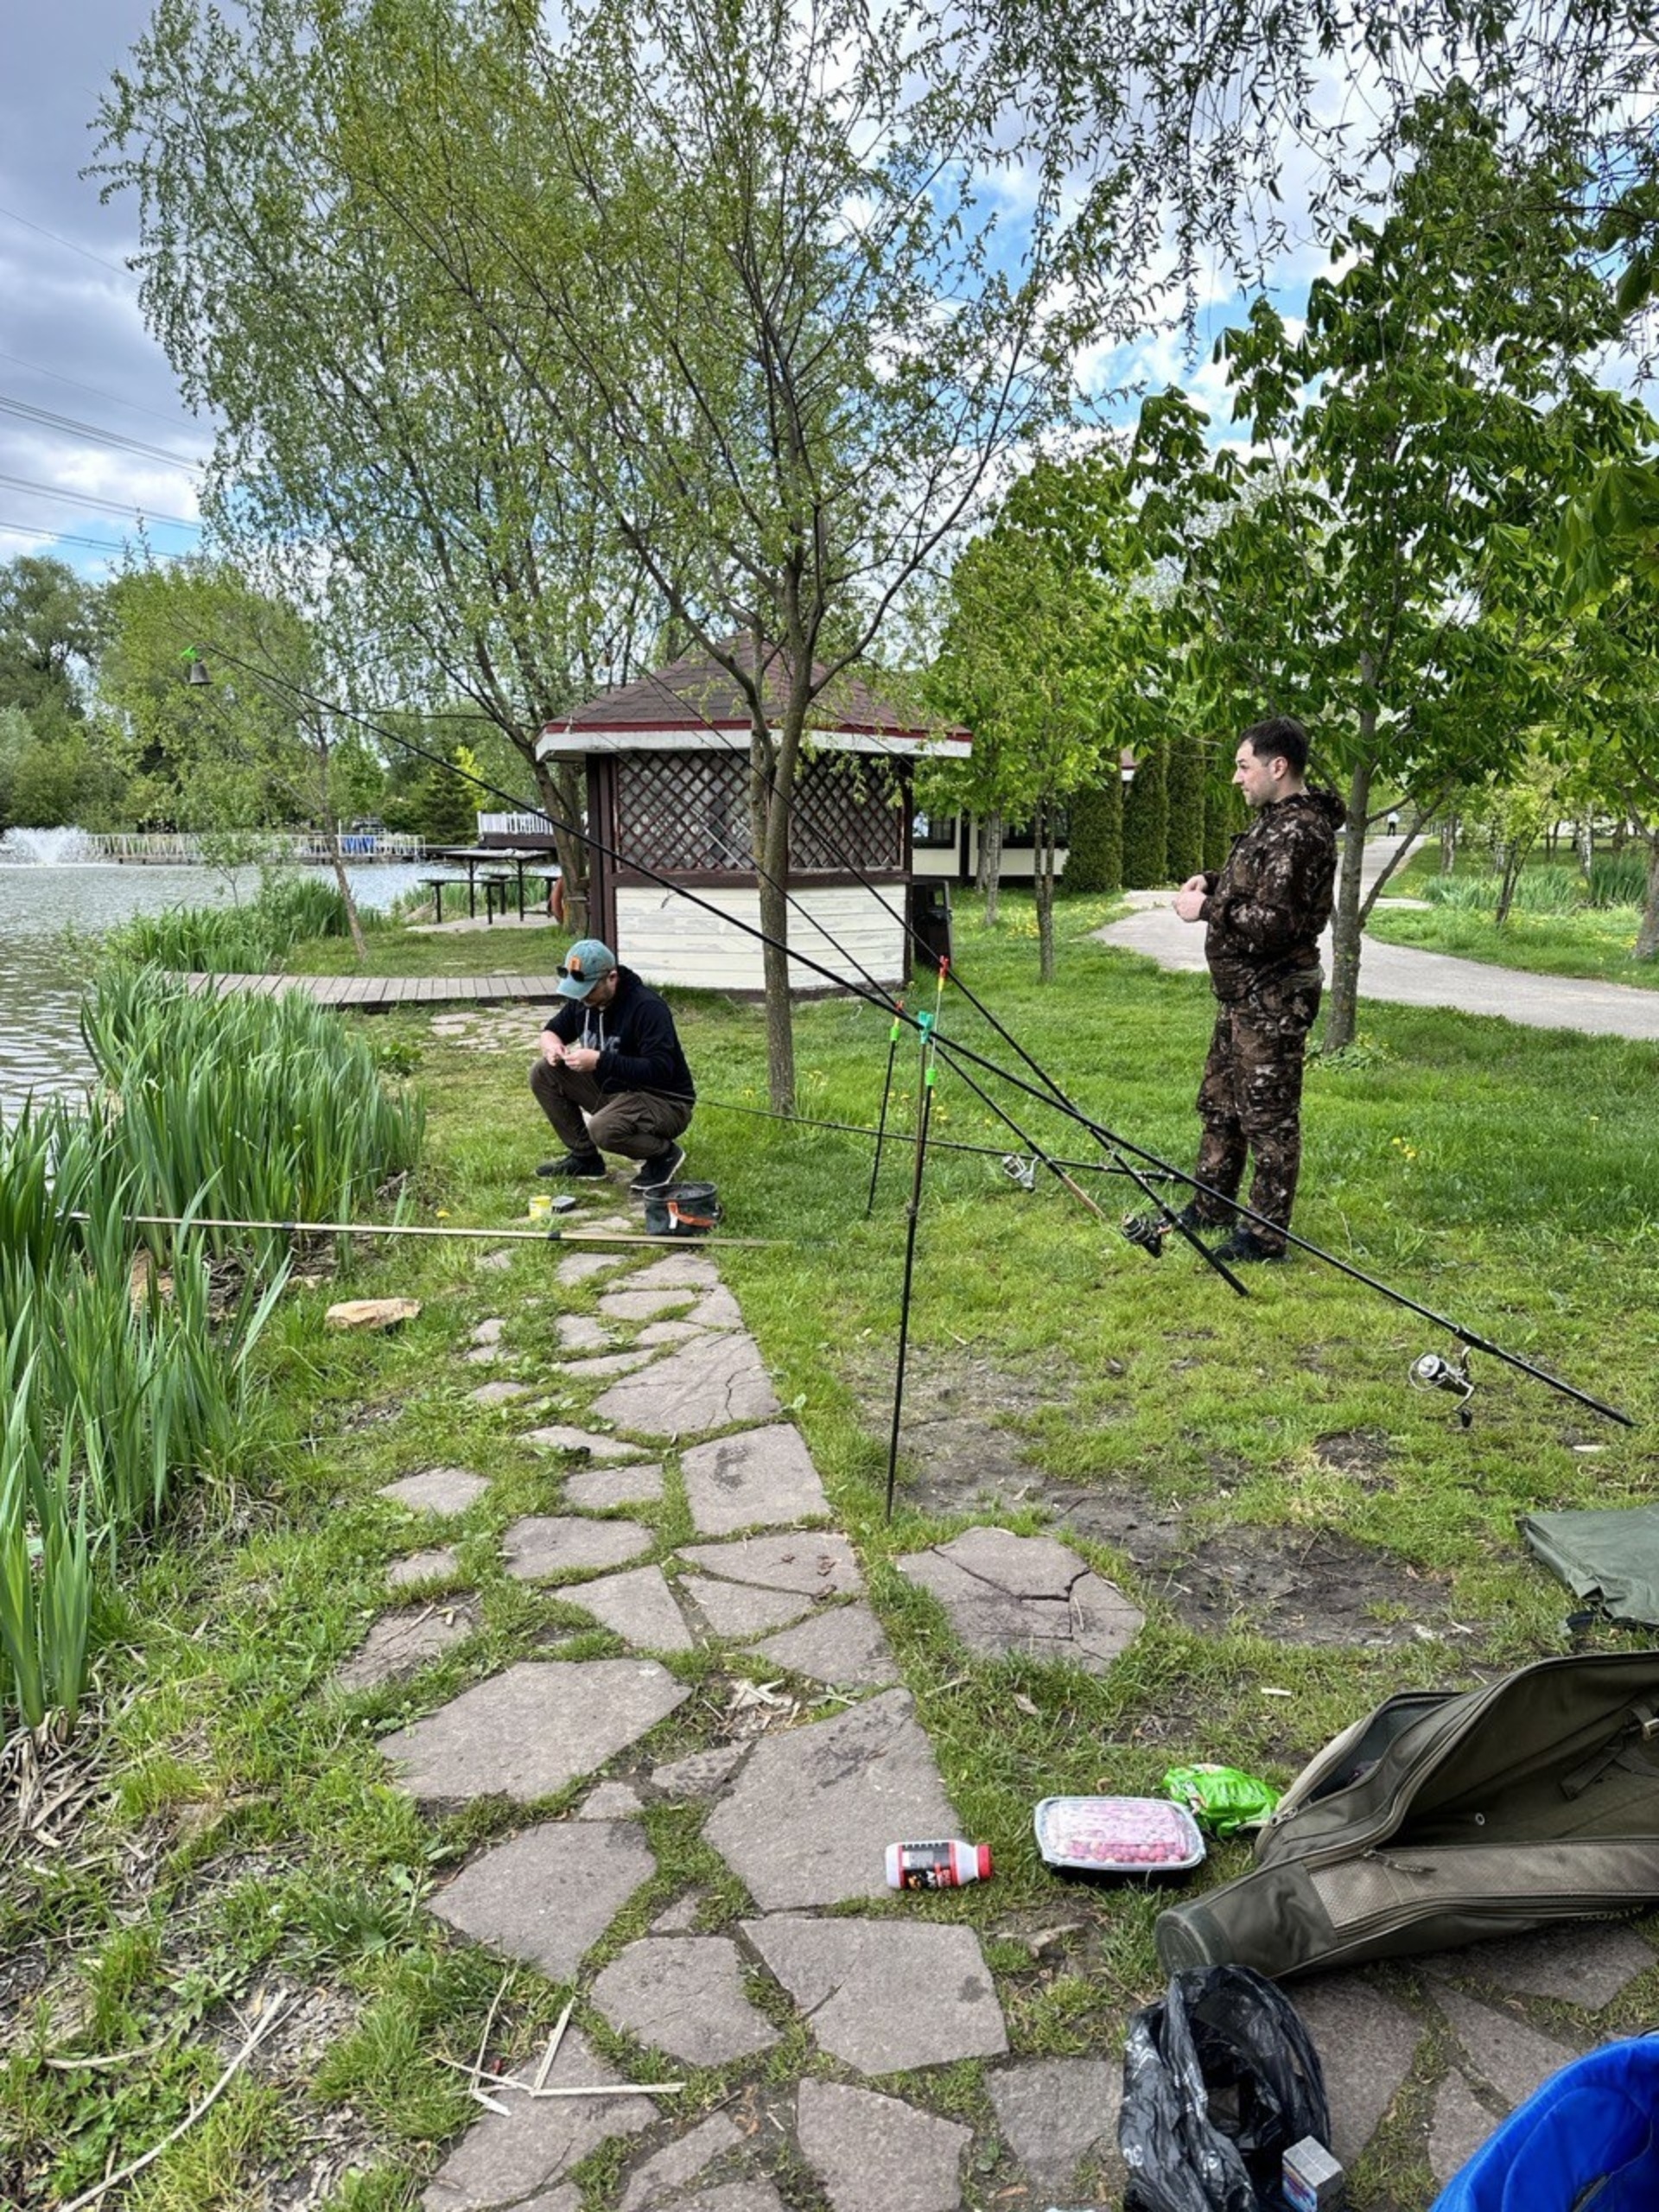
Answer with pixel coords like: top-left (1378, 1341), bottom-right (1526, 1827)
top-left (531, 938), bottom-right (695, 1197)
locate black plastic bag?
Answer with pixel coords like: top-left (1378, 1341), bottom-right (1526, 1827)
top-left (1119, 1964), bottom-right (1330, 2212)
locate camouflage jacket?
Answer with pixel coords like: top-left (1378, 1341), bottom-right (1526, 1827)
top-left (1200, 790), bottom-right (1344, 1003)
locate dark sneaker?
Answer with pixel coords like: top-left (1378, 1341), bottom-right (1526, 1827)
top-left (628, 1142), bottom-right (685, 1196)
top-left (1211, 1228), bottom-right (1287, 1263)
top-left (537, 1150), bottom-right (607, 1179)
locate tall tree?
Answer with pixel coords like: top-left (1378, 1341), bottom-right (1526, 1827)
top-left (101, 563), bottom-right (378, 957)
top-left (1135, 86), bottom-right (1648, 1047)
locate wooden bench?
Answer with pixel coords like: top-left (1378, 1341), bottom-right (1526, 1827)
top-left (421, 875), bottom-right (466, 925)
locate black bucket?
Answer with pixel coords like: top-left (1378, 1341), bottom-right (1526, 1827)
top-left (643, 1180), bottom-right (721, 1238)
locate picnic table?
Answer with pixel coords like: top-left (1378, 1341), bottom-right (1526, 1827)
top-left (425, 847), bottom-right (553, 922)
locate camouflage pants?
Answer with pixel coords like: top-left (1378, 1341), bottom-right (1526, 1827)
top-left (1191, 969), bottom-right (1322, 1253)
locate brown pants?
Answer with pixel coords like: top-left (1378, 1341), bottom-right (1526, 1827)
top-left (1191, 969), bottom-right (1321, 1252)
top-left (529, 1058), bottom-right (692, 1163)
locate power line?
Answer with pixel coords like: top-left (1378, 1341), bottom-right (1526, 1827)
top-left (0, 203), bottom-right (134, 282)
top-left (0, 347), bottom-right (198, 433)
top-left (0, 394), bottom-right (201, 471)
top-left (0, 519), bottom-right (148, 556)
top-left (0, 473), bottom-right (200, 531)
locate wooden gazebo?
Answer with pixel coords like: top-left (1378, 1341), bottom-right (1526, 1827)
top-left (537, 641), bottom-right (970, 994)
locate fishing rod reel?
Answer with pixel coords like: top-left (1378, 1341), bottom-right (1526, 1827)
top-left (1410, 1345), bottom-right (1476, 1427)
top-left (1001, 1154), bottom-right (1038, 1192)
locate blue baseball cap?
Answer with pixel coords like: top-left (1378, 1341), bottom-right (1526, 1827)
top-left (556, 939), bottom-right (618, 999)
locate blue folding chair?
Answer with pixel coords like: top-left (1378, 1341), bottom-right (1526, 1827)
top-left (1429, 2035), bottom-right (1659, 2211)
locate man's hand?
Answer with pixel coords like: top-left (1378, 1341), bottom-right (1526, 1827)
top-left (540, 1032), bottom-right (567, 1065)
top-left (563, 1046), bottom-right (601, 1073)
top-left (1173, 874), bottom-right (1209, 925)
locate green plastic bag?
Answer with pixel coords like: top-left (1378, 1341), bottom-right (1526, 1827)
top-left (1163, 1763), bottom-right (1280, 1838)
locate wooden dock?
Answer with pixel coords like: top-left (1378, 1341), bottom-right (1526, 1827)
top-left (184, 972), bottom-right (563, 1011)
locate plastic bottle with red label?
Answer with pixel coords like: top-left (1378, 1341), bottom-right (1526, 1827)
top-left (884, 1839), bottom-right (993, 1890)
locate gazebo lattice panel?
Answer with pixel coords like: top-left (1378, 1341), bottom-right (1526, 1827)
top-left (614, 753), bottom-right (904, 874)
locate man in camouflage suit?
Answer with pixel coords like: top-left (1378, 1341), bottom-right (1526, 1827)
top-left (1165, 716), bottom-right (1343, 1262)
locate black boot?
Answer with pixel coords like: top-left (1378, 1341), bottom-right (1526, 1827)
top-left (537, 1150), bottom-right (608, 1179)
top-left (1211, 1227), bottom-right (1287, 1263)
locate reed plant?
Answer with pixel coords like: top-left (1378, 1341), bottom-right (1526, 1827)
top-left (99, 868), bottom-right (373, 974)
top-left (0, 969), bottom-right (423, 1735)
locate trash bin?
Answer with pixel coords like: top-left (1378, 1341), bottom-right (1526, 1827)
top-left (907, 880), bottom-right (952, 975)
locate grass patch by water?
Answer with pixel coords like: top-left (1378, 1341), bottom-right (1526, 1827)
top-left (4, 889), bottom-right (1658, 2207)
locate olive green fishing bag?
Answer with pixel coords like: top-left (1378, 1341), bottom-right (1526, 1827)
top-left (1155, 1650), bottom-right (1659, 1980)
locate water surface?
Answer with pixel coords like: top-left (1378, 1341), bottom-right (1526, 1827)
top-left (0, 856), bottom-right (425, 1117)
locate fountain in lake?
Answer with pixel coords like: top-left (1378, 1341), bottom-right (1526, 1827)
top-left (0, 825), bottom-right (97, 864)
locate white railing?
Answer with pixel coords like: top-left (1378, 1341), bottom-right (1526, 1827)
top-left (477, 810), bottom-right (556, 840)
top-left (86, 830), bottom-right (429, 864)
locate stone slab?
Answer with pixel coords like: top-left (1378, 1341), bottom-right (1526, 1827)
top-left (379, 1467), bottom-right (490, 1516)
top-left (705, 1689), bottom-right (960, 1909)
top-left (1440, 1921), bottom-right (1656, 2010)
top-left (601, 1288), bottom-right (701, 1323)
top-left (472, 1319), bottom-right (506, 1345)
top-left (503, 1516), bottom-right (652, 1581)
top-left (557, 1350), bottom-right (658, 1379)
top-left (380, 1659), bottom-right (690, 1803)
top-left (524, 1426), bottom-right (645, 1463)
top-left (464, 1346), bottom-right (502, 1366)
top-left (422, 2024), bottom-right (655, 2210)
top-left (470, 1381), bottom-right (533, 1406)
top-left (681, 1425), bottom-right (829, 1536)
top-left (796, 2081), bottom-right (969, 2212)
top-left (627, 1255), bottom-right (721, 1293)
top-left (679, 1533), bottom-right (862, 1599)
top-left (619, 2114), bottom-right (742, 2212)
top-left (896, 1527), bottom-right (1141, 1671)
top-left (654, 2185), bottom-right (783, 2212)
top-left (1434, 1985), bottom-right (1578, 2107)
top-left (742, 1915), bottom-right (1005, 2072)
top-left (753, 1604), bottom-right (899, 1689)
top-left (428, 1821), bottom-right (656, 1980)
top-left (679, 1577), bottom-right (819, 1639)
top-left (565, 1464), bottom-right (665, 1510)
top-left (1291, 1977), bottom-right (1426, 2170)
top-left (557, 1314), bottom-right (613, 1353)
top-left (651, 1895), bottom-right (703, 1934)
top-left (685, 1287), bottom-right (745, 1330)
top-left (580, 1782), bottom-right (645, 1819)
top-left (592, 1937), bottom-right (780, 2064)
top-left (594, 1333), bottom-right (780, 1436)
top-left (1428, 2073), bottom-right (1498, 2190)
top-left (558, 1252), bottom-right (627, 1287)
top-left (388, 1547), bottom-right (462, 1588)
top-left (638, 1322), bottom-right (710, 1348)
top-left (986, 2059), bottom-right (1120, 2199)
top-left (475, 1248), bottom-right (514, 1272)
top-left (334, 1602), bottom-right (477, 1692)
top-left (572, 1566), bottom-right (695, 1653)
top-left (651, 1745), bottom-right (748, 1797)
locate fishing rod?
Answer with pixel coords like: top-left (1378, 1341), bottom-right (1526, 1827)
top-left (192, 645), bottom-right (1637, 1427)
top-left (866, 999), bottom-right (904, 1219)
top-left (702, 1096), bottom-right (1171, 1181)
top-left (75, 1211), bottom-right (784, 1250)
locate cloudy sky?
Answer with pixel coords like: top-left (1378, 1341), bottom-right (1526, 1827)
top-left (0, 0), bottom-right (207, 580)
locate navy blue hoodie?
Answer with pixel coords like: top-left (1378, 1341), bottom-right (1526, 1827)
top-left (543, 964), bottom-right (696, 1100)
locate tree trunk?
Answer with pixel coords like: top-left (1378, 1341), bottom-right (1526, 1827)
top-left (1494, 847), bottom-right (1520, 927)
top-left (753, 722), bottom-right (797, 1114)
top-left (1323, 757), bottom-right (1374, 1053)
top-left (1634, 830), bottom-right (1659, 961)
top-left (324, 825), bottom-right (370, 963)
top-left (1440, 815), bottom-right (1458, 874)
top-left (981, 811), bottom-right (1003, 925)
top-left (1034, 801), bottom-right (1055, 982)
top-left (1576, 815), bottom-right (1594, 879)
top-left (536, 758), bottom-right (589, 938)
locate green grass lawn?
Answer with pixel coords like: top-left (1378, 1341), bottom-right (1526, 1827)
top-left (287, 918), bottom-right (569, 978)
top-left (7, 890), bottom-right (1659, 2209)
top-left (1368, 847), bottom-right (1659, 988)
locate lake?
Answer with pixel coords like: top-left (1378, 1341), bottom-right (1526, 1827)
top-left (0, 845), bottom-right (427, 1118)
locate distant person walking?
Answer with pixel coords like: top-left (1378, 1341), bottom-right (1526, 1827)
top-left (1136, 717), bottom-right (1343, 1262)
top-left (531, 939), bottom-right (695, 1196)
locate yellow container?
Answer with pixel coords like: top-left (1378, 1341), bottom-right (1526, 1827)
top-left (527, 1193), bottom-right (553, 1223)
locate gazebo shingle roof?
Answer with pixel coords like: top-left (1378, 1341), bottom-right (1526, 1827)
top-left (550, 637), bottom-right (956, 743)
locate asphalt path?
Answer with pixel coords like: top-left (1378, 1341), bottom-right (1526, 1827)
top-left (1097, 840), bottom-right (1659, 1042)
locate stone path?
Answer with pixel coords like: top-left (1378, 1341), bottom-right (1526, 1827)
top-left (343, 1198), bottom-right (1659, 2209)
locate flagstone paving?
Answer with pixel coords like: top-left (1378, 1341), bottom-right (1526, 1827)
top-left (338, 1205), bottom-right (1659, 2210)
